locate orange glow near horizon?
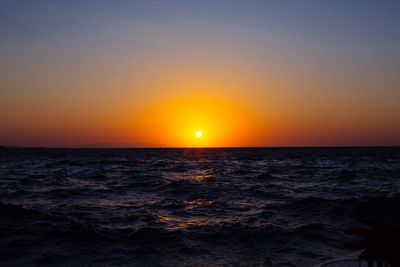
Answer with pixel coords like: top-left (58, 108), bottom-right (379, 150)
top-left (131, 97), bottom-right (268, 148)
top-left (1, 2), bottom-right (399, 148)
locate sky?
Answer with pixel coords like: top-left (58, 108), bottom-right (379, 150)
top-left (0, 0), bottom-right (399, 147)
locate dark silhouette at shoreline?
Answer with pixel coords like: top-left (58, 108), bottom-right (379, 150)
top-left (345, 195), bottom-right (400, 266)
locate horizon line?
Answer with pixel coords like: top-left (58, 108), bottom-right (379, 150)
top-left (1, 145), bottom-right (399, 149)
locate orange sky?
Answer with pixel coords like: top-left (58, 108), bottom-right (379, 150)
top-left (1, 2), bottom-right (399, 147)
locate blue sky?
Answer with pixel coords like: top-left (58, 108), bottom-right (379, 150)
top-left (1, 1), bottom-right (399, 146)
top-left (1, 1), bottom-right (399, 43)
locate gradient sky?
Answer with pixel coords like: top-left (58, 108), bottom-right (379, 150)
top-left (1, 0), bottom-right (399, 147)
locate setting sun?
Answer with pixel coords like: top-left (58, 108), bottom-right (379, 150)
top-left (1, 2), bottom-right (400, 266)
top-left (132, 97), bottom-right (267, 147)
top-left (195, 131), bottom-right (203, 138)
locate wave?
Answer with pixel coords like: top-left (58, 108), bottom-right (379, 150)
top-left (0, 147), bottom-right (399, 266)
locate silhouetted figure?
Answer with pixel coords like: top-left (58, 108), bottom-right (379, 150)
top-left (345, 195), bottom-right (400, 266)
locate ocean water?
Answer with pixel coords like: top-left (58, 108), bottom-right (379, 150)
top-left (0, 147), bottom-right (399, 266)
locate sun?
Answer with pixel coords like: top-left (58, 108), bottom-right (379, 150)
top-left (195, 131), bottom-right (203, 138)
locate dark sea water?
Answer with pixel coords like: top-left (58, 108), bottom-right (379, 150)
top-left (0, 147), bottom-right (399, 266)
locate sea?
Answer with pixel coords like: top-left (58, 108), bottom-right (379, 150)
top-left (0, 147), bottom-right (399, 266)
